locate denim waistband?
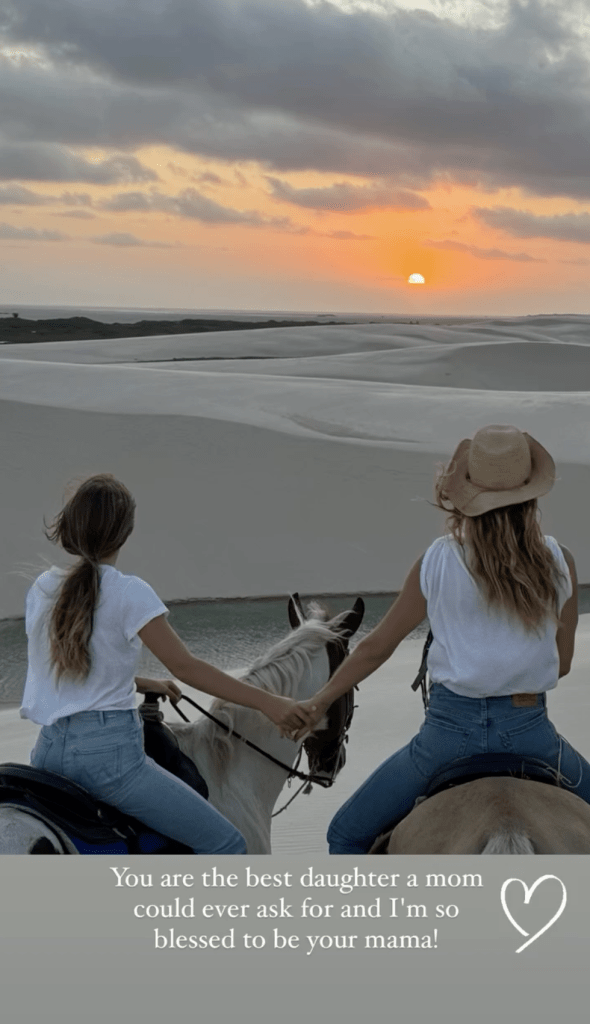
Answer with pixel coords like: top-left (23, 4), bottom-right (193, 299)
top-left (51, 708), bottom-right (141, 728)
top-left (430, 683), bottom-right (546, 709)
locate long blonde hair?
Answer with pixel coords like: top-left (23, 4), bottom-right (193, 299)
top-left (44, 474), bottom-right (136, 679)
top-left (434, 476), bottom-right (566, 632)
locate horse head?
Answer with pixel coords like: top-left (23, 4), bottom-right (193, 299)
top-left (288, 593), bottom-right (365, 785)
top-left (186, 594), bottom-right (364, 778)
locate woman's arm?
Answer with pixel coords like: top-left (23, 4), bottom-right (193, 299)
top-left (291, 556), bottom-right (427, 736)
top-left (137, 616), bottom-right (313, 732)
top-left (557, 545), bottom-right (578, 678)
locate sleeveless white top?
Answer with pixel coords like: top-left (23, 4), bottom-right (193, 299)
top-left (20, 565), bottom-right (168, 725)
top-left (419, 535), bottom-right (572, 698)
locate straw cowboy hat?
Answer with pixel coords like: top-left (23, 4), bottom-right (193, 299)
top-left (441, 424), bottom-right (556, 516)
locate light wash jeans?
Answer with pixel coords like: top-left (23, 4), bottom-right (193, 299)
top-left (328, 682), bottom-right (590, 854)
top-left (30, 709), bottom-right (247, 854)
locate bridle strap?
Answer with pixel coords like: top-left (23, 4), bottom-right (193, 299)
top-left (411, 629), bottom-right (433, 710)
top-left (168, 693), bottom-right (337, 788)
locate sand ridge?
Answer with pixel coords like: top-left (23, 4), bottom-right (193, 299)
top-left (130, 341), bottom-right (590, 393)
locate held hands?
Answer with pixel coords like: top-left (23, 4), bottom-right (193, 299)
top-left (134, 676), bottom-right (183, 704)
top-left (289, 698), bottom-right (330, 742)
top-left (262, 693), bottom-right (318, 740)
top-left (265, 695), bottom-right (330, 742)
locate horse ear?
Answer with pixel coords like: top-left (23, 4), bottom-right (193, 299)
top-left (338, 597), bottom-right (365, 638)
top-left (288, 594), bottom-right (303, 629)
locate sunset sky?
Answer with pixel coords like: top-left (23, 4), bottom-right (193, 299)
top-left (1, 0), bottom-right (590, 315)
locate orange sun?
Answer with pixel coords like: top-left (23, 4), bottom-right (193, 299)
top-left (408, 273), bottom-right (425, 284)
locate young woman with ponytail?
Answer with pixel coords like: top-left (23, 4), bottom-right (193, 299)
top-left (21, 474), bottom-right (312, 854)
top-left (283, 424), bottom-right (590, 854)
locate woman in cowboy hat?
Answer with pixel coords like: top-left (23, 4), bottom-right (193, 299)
top-left (286, 424), bottom-right (590, 854)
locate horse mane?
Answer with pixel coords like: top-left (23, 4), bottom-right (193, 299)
top-left (193, 607), bottom-right (348, 772)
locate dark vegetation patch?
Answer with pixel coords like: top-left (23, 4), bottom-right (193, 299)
top-left (0, 316), bottom-right (340, 344)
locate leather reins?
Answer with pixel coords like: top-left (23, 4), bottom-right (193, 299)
top-left (169, 691), bottom-right (345, 790)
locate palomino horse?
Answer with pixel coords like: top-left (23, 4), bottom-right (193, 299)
top-left (369, 773), bottom-right (590, 855)
top-left (0, 594), bottom-right (364, 854)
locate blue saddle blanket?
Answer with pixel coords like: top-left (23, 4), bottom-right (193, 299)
top-left (0, 762), bottom-right (193, 853)
top-left (0, 702), bottom-right (209, 854)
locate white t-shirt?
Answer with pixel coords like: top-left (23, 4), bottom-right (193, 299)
top-left (419, 534), bottom-right (572, 698)
top-left (20, 565), bottom-right (168, 725)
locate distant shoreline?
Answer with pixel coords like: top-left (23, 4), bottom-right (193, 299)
top-left (3, 584), bottom-right (590, 624)
top-left (0, 311), bottom-right (501, 345)
top-left (0, 315), bottom-right (342, 345)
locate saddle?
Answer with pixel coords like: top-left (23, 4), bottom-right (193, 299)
top-left (423, 752), bottom-right (559, 798)
top-left (141, 693), bottom-right (209, 799)
top-left (0, 695), bottom-right (209, 854)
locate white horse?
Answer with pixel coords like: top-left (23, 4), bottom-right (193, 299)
top-left (0, 595), bottom-right (364, 854)
top-left (168, 594), bottom-right (365, 852)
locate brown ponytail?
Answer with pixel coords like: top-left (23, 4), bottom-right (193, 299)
top-left (44, 474), bottom-right (136, 679)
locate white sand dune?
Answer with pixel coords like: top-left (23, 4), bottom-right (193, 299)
top-left (0, 324), bottom-right (422, 364)
top-left (2, 313), bottom-right (589, 366)
top-left (1, 314), bottom-right (590, 620)
top-left (135, 342), bottom-right (590, 393)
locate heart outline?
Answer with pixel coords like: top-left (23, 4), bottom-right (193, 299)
top-left (500, 874), bottom-right (567, 953)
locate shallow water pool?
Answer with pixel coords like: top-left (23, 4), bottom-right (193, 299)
top-left (0, 593), bottom-right (428, 705)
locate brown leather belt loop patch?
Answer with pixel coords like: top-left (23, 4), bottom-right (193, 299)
top-left (511, 693), bottom-right (538, 707)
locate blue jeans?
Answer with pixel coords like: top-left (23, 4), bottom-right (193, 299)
top-left (30, 709), bottom-right (247, 854)
top-left (327, 683), bottom-right (590, 854)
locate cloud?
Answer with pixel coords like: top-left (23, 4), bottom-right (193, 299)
top-left (0, 186), bottom-right (97, 211)
top-left (0, 139), bottom-right (158, 183)
top-left (0, 183), bottom-right (49, 204)
top-left (0, 221), bottom-right (67, 240)
top-left (197, 171), bottom-right (224, 185)
top-left (53, 209), bottom-right (95, 218)
top-left (91, 231), bottom-right (174, 247)
top-left (0, 184), bottom-right (96, 207)
top-left (472, 206), bottom-right (590, 244)
top-left (168, 189), bottom-right (267, 224)
top-left (266, 177), bottom-right (431, 211)
top-left (328, 229), bottom-right (375, 239)
top-left (102, 187), bottom-right (267, 224)
top-left (101, 191), bottom-right (153, 212)
top-left (58, 191), bottom-right (93, 205)
top-left (0, 1), bottom-right (589, 199)
top-left (100, 186), bottom-right (304, 229)
top-left (425, 238), bottom-right (545, 261)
